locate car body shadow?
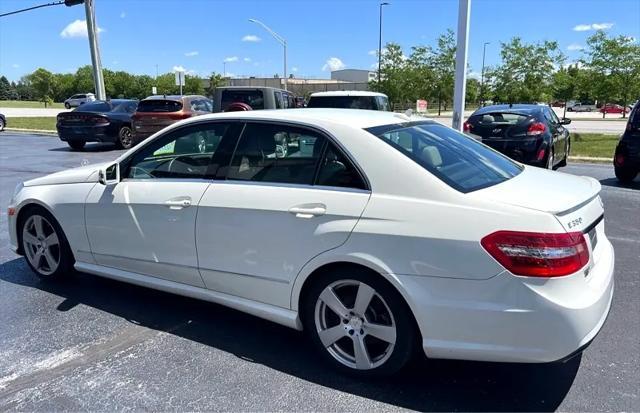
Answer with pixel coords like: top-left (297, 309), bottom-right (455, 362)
top-left (49, 143), bottom-right (118, 153)
top-left (0, 257), bottom-right (580, 412)
top-left (600, 177), bottom-right (640, 190)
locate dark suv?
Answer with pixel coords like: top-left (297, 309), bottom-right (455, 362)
top-left (613, 100), bottom-right (640, 183)
top-left (464, 104), bottom-right (571, 169)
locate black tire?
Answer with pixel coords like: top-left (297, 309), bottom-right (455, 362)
top-left (546, 147), bottom-right (555, 170)
top-left (115, 126), bottom-right (134, 149)
top-left (64, 102), bottom-right (71, 109)
top-left (558, 138), bottom-right (569, 168)
top-left (68, 140), bottom-right (86, 151)
top-left (19, 206), bottom-right (75, 280)
top-left (615, 167), bottom-right (638, 183)
top-left (303, 267), bottom-right (418, 378)
top-left (0, 118), bottom-right (4, 131)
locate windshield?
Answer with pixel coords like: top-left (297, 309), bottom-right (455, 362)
top-left (221, 90), bottom-right (264, 110)
top-left (365, 122), bottom-right (523, 193)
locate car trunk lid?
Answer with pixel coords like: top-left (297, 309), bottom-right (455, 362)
top-left (471, 166), bottom-right (603, 233)
top-left (466, 112), bottom-right (538, 141)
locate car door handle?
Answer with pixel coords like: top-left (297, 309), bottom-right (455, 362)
top-left (165, 197), bottom-right (192, 210)
top-left (288, 203), bottom-right (326, 219)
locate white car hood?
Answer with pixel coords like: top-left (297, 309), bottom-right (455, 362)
top-left (24, 162), bottom-right (109, 187)
top-left (472, 166), bottom-right (601, 215)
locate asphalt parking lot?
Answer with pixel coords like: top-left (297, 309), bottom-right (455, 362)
top-left (0, 133), bottom-right (638, 412)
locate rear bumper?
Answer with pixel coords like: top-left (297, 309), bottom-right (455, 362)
top-left (482, 137), bottom-right (548, 167)
top-left (57, 125), bottom-right (116, 143)
top-left (400, 236), bottom-right (614, 363)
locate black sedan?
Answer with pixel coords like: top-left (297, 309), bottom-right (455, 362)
top-left (613, 99), bottom-right (640, 183)
top-left (56, 99), bottom-right (138, 151)
top-left (464, 104), bottom-right (571, 169)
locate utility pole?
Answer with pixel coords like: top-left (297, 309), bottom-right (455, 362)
top-left (84, 0), bottom-right (105, 100)
top-left (452, 0), bottom-right (470, 131)
top-left (378, 2), bottom-right (390, 84)
top-left (480, 42), bottom-right (489, 106)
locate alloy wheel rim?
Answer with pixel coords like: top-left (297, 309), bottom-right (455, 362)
top-left (22, 215), bottom-right (60, 276)
top-left (120, 127), bottom-right (133, 148)
top-left (314, 279), bottom-right (397, 370)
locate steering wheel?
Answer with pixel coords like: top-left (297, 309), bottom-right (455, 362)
top-left (167, 155), bottom-right (200, 175)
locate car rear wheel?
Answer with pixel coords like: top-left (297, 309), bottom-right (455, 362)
top-left (116, 126), bottom-right (134, 149)
top-left (0, 117), bottom-right (4, 131)
top-left (558, 138), bottom-right (570, 168)
top-left (303, 268), bottom-right (417, 377)
top-left (68, 140), bottom-right (86, 151)
top-left (20, 207), bottom-right (74, 280)
top-left (546, 148), bottom-right (555, 169)
top-left (615, 167), bottom-right (638, 183)
top-left (64, 102), bottom-right (71, 109)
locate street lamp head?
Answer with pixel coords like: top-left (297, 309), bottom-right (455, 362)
top-left (248, 18), bottom-right (256, 23)
top-left (381, 2), bottom-right (390, 5)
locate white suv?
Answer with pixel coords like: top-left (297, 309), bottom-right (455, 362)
top-left (64, 93), bottom-right (96, 109)
top-left (307, 91), bottom-right (390, 111)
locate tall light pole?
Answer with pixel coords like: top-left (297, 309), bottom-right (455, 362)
top-left (452, 0), bottom-right (471, 131)
top-left (480, 41), bottom-right (489, 106)
top-left (249, 18), bottom-right (287, 90)
top-left (84, 0), bottom-right (105, 100)
top-left (378, 2), bottom-right (390, 84)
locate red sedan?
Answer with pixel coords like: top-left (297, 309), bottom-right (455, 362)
top-left (600, 104), bottom-right (630, 114)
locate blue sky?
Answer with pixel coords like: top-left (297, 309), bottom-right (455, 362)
top-left (1, 0), bottom-right (639, 82)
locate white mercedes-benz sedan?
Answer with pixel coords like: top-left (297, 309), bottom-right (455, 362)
top-left (8, 109), bottom-right (614, 376)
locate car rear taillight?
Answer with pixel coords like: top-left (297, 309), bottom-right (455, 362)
top-left (463, 121), bottom-right (472, 132)
top-left (527, 122), bottom-right (546, 136)
top-left (481, 230), bottom-right (589, 277)
top-left (167, 112), bottom-right (191, 120)
top-left (536, 147), bottom-right (546, 161)
top-left (615, 153), bottom-right (625, 166)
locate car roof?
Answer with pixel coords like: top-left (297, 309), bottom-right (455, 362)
top-left (472, 104), bottom-right (544, 116)
top-left (310, 91), bottom-right (388, 98)
top-left (216, 86), bottom-right (288, 92)
top-left (185, 108), bottom-right (419, 129)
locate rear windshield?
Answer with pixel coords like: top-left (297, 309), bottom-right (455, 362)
top-left (221, 90), bottom-right (264, 110)
top-left (137, 100), bottom-right (183, 113)
top-left (308, 95), bottom-right (380, 110)
top-left (366, 122), bottom-right (523, 193)
top-left (468, 112), bottom-right (531, 126)
top-left (74, 102), bottom-right (111, 112)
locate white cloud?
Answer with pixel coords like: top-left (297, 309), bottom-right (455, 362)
top-left (243, 57), bottom-right (251, 62)
top-left (292, 66), bottom-right (298, 72)
top-left (567, 43), bottom-right (584, 51)
top-left (322, 57), bottom-right (345, 72)
top-left (173, 65), bottom-right (186, 72)
top-left (573, 22), bottom-right (614, 31)
top-left (467, 71), bottom-right (481, 79)
top-left (368, 50), bottom-right (377, 56)
top-left (120, 11), bottom-right (126, 18)
top-left (185, 51), bottom-right (199, 57)
top-left (224, 56), bottom-right (239, 63)
top-left (592, 22), bottom-right (614, 30)
top-left (242, 34), bottom-right (261, 42)
top-left (60, 20), bottom-right (105, 38)
top-left (11, 63), bottom-right (20, 68)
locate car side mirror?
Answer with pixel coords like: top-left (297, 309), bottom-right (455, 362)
top-left (561, 118), bottom-right (572, 125)
top-left (98, 162), bottom-right (120, 185)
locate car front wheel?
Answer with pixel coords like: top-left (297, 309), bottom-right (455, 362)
top-left (20, 207), bottom-right (74, 280)
top-left (304, 268), bottom-right (417, 377)
top-left (64, 102), bottom-right (71, 109)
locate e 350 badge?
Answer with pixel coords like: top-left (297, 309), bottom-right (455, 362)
top-left (567, 217), bottom-right (583, 229)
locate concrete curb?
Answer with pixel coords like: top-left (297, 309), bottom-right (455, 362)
top-left (4, 128), bottom-right (57, 136)
top-left (569, 156), bottom-right (610, 163)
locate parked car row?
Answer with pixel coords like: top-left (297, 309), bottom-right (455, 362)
top-left (56, 89), bottom-right (391, 151)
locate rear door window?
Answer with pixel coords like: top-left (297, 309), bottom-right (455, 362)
top-left (221, 90), bottom-right (264, 110)
top-left (190, 98), bottom-right (212, 113)
top-left (227, 123), bottom-right (325, 185)
top-left (274, 91), bottom-right (283, 109)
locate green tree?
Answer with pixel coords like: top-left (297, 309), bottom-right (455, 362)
top-left (0, 76), bottom-right (11, 99)
top-left (582, 30), bottom-right (640, 118)
top-left (27, 68), bottom-right (56, 107)
top-left (184, 74), bottom-right (204, 95)
top-left (551, 67), bottom-right (576, 118)
top-left (73, 66), bottom-right (96, 94)
top-left (370, 42), bottom-right (411, 110)
top-left (206, 73), bottom-right (226, 97)
top-left (428, 29), bottom-right (456, 114)
top-left (465, 77), bottom-right (480, 106)
top-left (489, 37), bottom-right (564, 103)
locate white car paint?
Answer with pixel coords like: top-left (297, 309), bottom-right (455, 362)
top-left (8, 109), bottom-right (614, 364)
